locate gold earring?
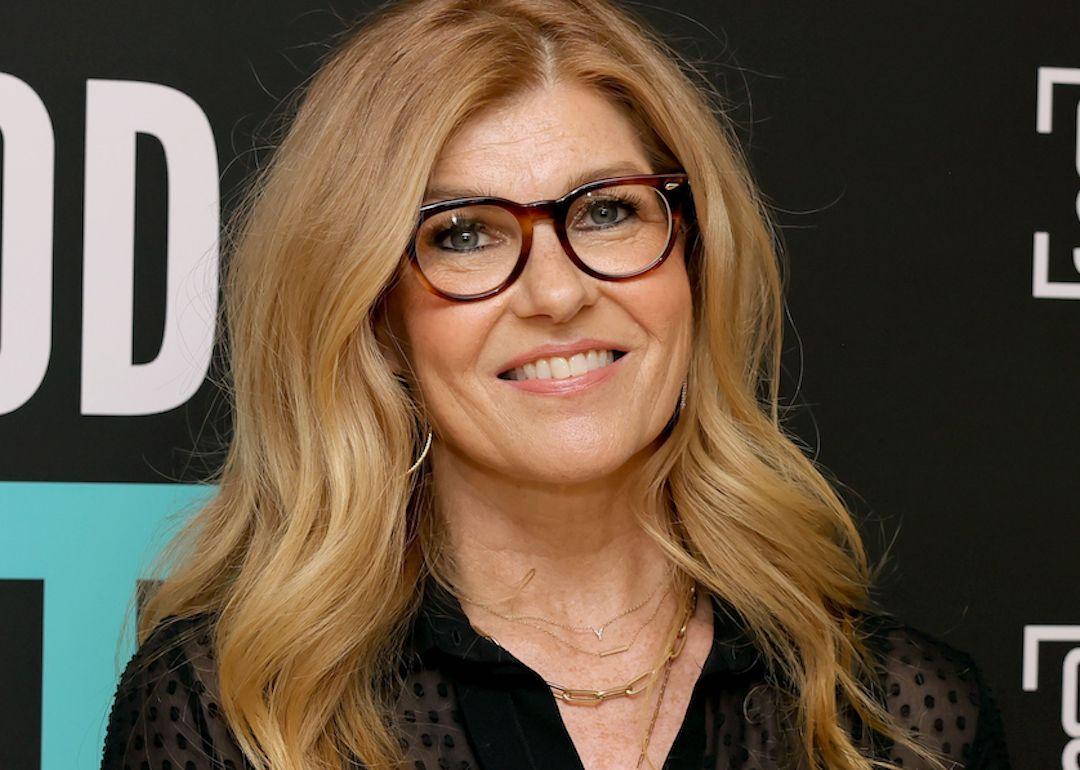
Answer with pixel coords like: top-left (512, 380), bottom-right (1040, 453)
top-left (406, 430), bottom-right (432, 475)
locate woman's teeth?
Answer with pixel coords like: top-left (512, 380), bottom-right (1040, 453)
top-left (505, 349), bottom-right (620, 381)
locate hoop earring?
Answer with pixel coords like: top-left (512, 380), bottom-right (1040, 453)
top-left (406, 430), bottom-right (432, 475)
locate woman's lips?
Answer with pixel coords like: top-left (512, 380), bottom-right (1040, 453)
top-left (500, 351), bottom-right (627, 394)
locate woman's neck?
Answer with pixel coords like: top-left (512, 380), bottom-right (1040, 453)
top-left (430, 444), bottom-right (676, 621)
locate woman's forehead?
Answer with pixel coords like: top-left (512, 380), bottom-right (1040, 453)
top-left (426, 82), bottom-right (652, 203)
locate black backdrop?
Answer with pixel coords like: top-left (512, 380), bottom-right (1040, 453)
top-left (0, 2), bottom-right (1076, 769)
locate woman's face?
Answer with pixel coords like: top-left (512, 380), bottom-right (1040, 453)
top-left (385, 81), bottom-right (693, 484)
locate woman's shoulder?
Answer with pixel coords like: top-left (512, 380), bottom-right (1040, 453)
top-left (129, 611), bottom-right (217, 664)
top-left (100, 612), bottom-right (251, 769)
top-left (855, 611), bottom-right (1012, 769)
top-left (859, 610), bottom-right (982, 681)
top-left (113, 613), bottom-right (222, 706)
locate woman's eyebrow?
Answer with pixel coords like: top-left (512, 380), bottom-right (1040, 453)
top-left (561, 162), bottom-right (651, 195)
top-left (422, 162), bottom-right (650, 205)
top-left (422, 182), bottom-right (498, 204)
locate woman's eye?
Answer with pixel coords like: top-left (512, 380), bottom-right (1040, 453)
top-left (578, 198), bottom-right (635, 228)
top-left (436, 223), bottom-right (487, 251)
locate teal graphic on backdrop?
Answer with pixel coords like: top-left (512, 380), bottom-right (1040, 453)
top-left (0, 482), bottom-right (213, 770)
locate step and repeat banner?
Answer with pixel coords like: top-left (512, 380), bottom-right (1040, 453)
top-left (0, 2), bottom-right (1076, 769)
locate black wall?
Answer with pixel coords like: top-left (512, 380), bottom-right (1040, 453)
top-left (0, 2), bottom-right (1075, 768)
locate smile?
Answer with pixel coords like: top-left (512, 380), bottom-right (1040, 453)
top-left (498, 349), bottom-right (628, 381)
top-left (496, 348), bottom-right (629, 396)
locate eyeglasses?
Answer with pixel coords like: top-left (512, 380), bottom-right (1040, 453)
top-left (405, 172), bottom-right (692, 301)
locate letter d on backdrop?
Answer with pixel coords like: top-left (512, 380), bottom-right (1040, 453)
top-left (82, 79), bottom-right (219, 416)
top-left (0, 73), bottom-right (54, 416)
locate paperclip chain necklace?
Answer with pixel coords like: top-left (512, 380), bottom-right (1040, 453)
top-left (473, 579), bottom-right (697, 768)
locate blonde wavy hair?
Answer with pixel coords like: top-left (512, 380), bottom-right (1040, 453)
top-left (133, 1), bottom-right (947, 768)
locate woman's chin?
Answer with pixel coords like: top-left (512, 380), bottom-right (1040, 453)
top-left (501, 445), bottom-right (638, 485)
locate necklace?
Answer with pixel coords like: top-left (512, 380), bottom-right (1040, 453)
top-left (484, 584), bottom-right (672, 658)
top-left (636, 646), bottom-right (675, 768)
top-left (467, 565), bottom-right (671, 641)
top-left (475, 581), bottom-right (697, 706)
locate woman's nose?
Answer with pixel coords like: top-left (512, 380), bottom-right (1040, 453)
top-left (508, 220), bottom-right (598, 323)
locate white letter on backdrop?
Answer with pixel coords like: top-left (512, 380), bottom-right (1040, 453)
top-left (81, 79), bottom-right (219, 415)
top-left (0, 73), bottom-right (54, 415)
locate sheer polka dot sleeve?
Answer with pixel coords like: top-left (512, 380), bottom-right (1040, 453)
top-left (878, 622), bottom-right (1011, 769)
top-left (100, 615), bottom-right (252, 770)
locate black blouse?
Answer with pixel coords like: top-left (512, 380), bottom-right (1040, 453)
top-left (100, 577), bottom-right (1011, 769)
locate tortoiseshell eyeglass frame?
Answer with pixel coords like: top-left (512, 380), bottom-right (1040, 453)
top-left (405, 172), bottom-right (693, 302)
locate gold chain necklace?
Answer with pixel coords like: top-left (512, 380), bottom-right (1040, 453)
top-left (475, 581), bottom-right (697, 706)
top-left (636, 645), bottom-right (675, 768)
top-left (480, 584), bottom-right (672, 658)
top-left (466, 565), bottom-right (671, 641)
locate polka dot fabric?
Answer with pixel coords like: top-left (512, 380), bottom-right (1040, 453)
top-left (100, 618), bottom-right (251, 770)
top-left (695, 617), bottom-right (1011, 769)
top-left (100, 600), bottom-right (1009, 769)
top-left (872, 620), bottom-right (1011, 769)
top-left (392, 662), bottom-right (475, 770)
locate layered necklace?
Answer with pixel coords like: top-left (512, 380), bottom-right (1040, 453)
top-left (467, 565), bottom-right (674, 658)
top-left (471, 565), bottom-right (669, 642)
top-left (465, 570), bottom-right (698, 769)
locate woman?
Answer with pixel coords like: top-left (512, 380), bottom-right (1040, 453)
top-left (100, 0), bottom-right (1010, 768)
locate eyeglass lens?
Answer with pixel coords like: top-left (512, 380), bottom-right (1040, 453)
top-left (413, 183), bottom-right (673, 297)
